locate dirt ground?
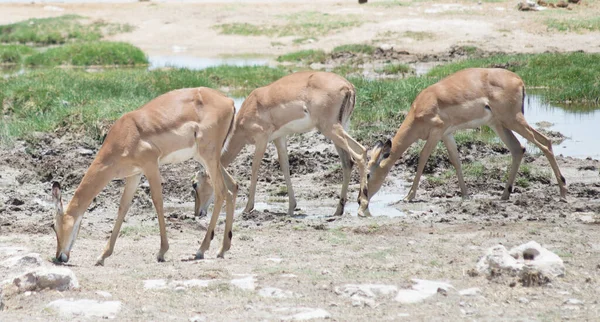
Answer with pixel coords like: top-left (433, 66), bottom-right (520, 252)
top-left (2, 1), bottom-right (600, 321)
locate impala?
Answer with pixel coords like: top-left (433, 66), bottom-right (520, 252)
top-left (366, 68), bottom-right (567, 203)
top-left (193, 71), bottom-right (371, 217)
top-left (51, 87), bottom-right (238, 265)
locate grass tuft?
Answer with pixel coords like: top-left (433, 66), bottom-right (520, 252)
top-left (332, 44), bottom-right (375, 55)
top-left (276, 49), bottom-right (327, 63)
top-left (0, 44), bottom-right (34, 64)
top-left (546, 17), bottom-right (600, 32)
top-left (379, 63), bottom-right (412, 75)
top-left (25, 42), bottom-right (147, 67)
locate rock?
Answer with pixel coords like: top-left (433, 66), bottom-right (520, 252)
top-left (143, 279), bottom-right (167, 290)
top-left (266, 257), bottom-right (283, 263)
top-left (258, 287), bottom-right (295, 298)
top-left (564, 298), bottom-right (584, 306)
top-left (0, 253), bottom-right (44, 278)
top-left (78, 148), bottom-right (94, 156)
top-left (280, 307), bottom-right (331, 321)
top-left (4, 267), bottom-right (79, 293)
top-left (379, 44), bottom-right (394, 51)
top-left (143, 279), bottom-right (212, 291)
top-left (6, 198), bottom-right (24, 206)
top-left (189, 315), bottom-right (206, 322)
top-left (46, 299), bottom-right (121, 319)
top-left (96, 291), bottom-right (112, 298)
top-left (395, 279), bottom-right (454, 304)
top-left (568, 0), bottom-right (580, 3)
top-left (0, 289), bottom-right (4, 311)
top-left (476, 245), bottom-right (523, 276)
top-left (231, 275), bottom-right (256, 291)
top-left (458, 287), bottom-right (481, 296)
top-left (0, 246), bottom-right (28, 259)
top-left (509, 241), bottom-right (565, 277)
top-left (556, 0), bottom-right (569, 7)
top-left (519, 297), bottom-right (530, 304)
top-left (336, 284), bottom-right (398, 298)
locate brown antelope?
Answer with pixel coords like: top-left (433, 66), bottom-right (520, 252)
top-left (193, 71), bottom-right (372, 217)
top-left (366, 68), bottom-right (567, 203)
top-left (51, 87), bottom-right (238, 265)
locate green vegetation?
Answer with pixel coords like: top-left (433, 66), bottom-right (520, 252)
top-left (0, 15), bottom-right (134, 45)
top-left (378, 63), bottom-right (412, 75)
top-left (276, 49), bottom-right (327, 63)
top-left (25, 42), bottom-right (147, 67)
top-left (427, 52), bottom-right (600, 104)
top-left (366, 0), bottom-right (408, 7)
top-left (215, 11), bottom-right (363, 37)
top-left (332, 44), bottom-right (375, 55)
top-left (0, 44), bottom-right (34, 64)
top-left (0, 66), bottom-right (286, 142)
top-left (546, 17), bottom-right (600, 32)
top-left (402, 31), bottom-right (436, 40)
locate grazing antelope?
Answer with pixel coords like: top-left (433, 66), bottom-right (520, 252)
top-left (366, 68), bottom-right (567, 203)
top-left (193, 71), bottom-right (372, 217)
top-left (51, 87), bottom-right (238, 265)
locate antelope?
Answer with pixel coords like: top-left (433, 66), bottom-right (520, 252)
top-left (366, 68), bottom-right (567, 203)
top-left (51, 87), bottom-right (238, 265)
top-left (193, 71), bottom-right (372, 217)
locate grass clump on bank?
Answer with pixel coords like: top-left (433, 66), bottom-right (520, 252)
top-left (0, 44), bottom-right (34, 64)
top-left (276, 49), bottom-right (327, 63)
top-left (332, 44), bottom-right (375, 55)
top-left (25, 42), bottom-right (148, 67)
top-left (546, 17), bottom-right (600, 32)
top-left (0, 66), bottom-right (287, 142)
top-left (378, 63), bottom-right (412, 75)
top-left (215, 11), bottom-right (363, 37)
top-left (0, 15), bottom-right (134, 45)
top-left (427, 52), bottom-right (600, 104)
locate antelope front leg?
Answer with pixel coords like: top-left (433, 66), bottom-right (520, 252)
top-left (96, 173), bottom-right (141, 266)
top-left (333, 145), bottom-right (353, 216)
top-left (144, 164), bottom-right (169, 262)
top-left (274, 137), bottom-right (297, 216)
top-left (405, 134), bottom-right (442, 202)
top-left (442, 135), bottom-right (468, 199)
top-left (196, 159), bottom-right (226, 260)
top-left (217, 167), bottom-right (238, 258)
top-left (244, 139), bottom-right (268, 213)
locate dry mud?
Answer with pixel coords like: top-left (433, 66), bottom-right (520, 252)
top-left (1, 129), bottom-right (599, 321)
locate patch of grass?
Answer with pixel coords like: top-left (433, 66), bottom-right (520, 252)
top-left (379, 63), bottom-right (412, 75)
top-left (0, 66), bottom-right (286, 142)
top-left (292, 37), bottom-right (317, 44)
top-left (367, 0), bottom-right (408, 7)
top-left (546, 17), bottom-right (600, 32)
top-left (402, 31), bottom-right (436, 40)
top-left (276, 49), bottom-right (327, 63)
top-left (464, 162), bottom-right (486, 179)
top-left (25, 42), bottom-right (147, 67)
top-left (0, 15), bottom-right (133, 45)
top-left (427, 52), bottom-right (600, 104)
top-left (332, 64), bottom-right (361, 76)
top-left (215, 11), bottom-right (363, 38)
top-left (0, 44), bottom-right (34, 64)
top-left (332, 44), bottom-right (375, 55)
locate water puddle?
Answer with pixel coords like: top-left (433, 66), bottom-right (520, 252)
top-left (521, 95), bottom-right (600, 159)
top-left (148, 56), bottom-right (269, 71)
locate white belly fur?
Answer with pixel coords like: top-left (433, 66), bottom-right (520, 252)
top-left (269, 114), bottom-right (315, 141)
top-left (159, 146), bottom-right (197, 165)
top-left (444, 110), bottom-right (493, 135)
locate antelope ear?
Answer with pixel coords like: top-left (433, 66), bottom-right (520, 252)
top-left (51, 181), bottom-right (63, 216)
top-left (369, 140), bottom-right (384, 159)
top-left (381, 139), bottom-right (392, 160)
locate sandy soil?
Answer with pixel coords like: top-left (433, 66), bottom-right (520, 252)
top-left (1, 0), bottom-right (600, 58)
top-left (1, 1), bottom-right (600, 321)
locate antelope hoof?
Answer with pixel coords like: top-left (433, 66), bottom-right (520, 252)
top-left (404, 194), bottom-right (415, 202)
top-left (95, 258), bottom-right (105, 266)
top-left (217, 252), bottom-right (225, 259)
top-left (559, 197), bottom-right (568, 203)
top-left (195, 251), bottom-right (204, 260)
top-left (198, 209), bottom-right (207, 217)
top-left (358, 207), bottom-right (372, 217)
top-left (461, 194), bottom-right (471, 201)
top-left (157, 253), bottom-right (166, 262)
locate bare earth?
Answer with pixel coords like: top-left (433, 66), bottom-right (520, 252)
top-left (1, 1), bottom-right (600, 321)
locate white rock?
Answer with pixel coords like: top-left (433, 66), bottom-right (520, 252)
top-left (395, 279), bottom-right (454, 304)
top-left (379, 44), bottom-right (394, 51)
top-left (508, 241), bottom-right (565, 277)
top-left (336, 284), bottom-right (398, 298)
top-left (189, 315), bottom-right (206, 322)
top-left (174, 286), bottom-right (186, 293)
top-left (266, 257), bottom-right (283, 263)
top-left (258, 287), bottom-right (295, 298)
top-left (177, 279), bottom-right (211, 288)
top-left (46, 299), bottom-right (121, 319)
top-left (143, 279), bottom-right (167, 290)
top-left (0, 246), bottom-right (29, 259)
top-left (519, 297), bottom-right (530, 304)
top-left (4, 267), bottom-right (78, 292)
top-left (231, 275), bottom-right (255, 291)
top-left (78, 148), bottom-right (94, 156)
top-left (458, 288), bottom-right (481, 297)
top-left (564, 298), bottom-right (584, 306)
top-left (0, 253), bottom-right (44, 278)
top-left (96, 291), bottom-right (112, 298)
top-left (280, 308), bottom-right (331, 321)
top-left (476, 245), bottom-right (523, 275)
top-left (281, 274), bottom-right (298, 278)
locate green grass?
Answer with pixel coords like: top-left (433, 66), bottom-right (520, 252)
top-left (215, 11), bottom-right (363, 38)
top-left (546, 17), bottom-right (600, 32)
top-left (25, 42), bottom-right (147, 67)
top-left (379, 63), bottom-right (412, 75)
top-left (0, 44), bottom-right (34, 64)
top-left (427, 52), bottom-right (600, 104)
top-left (402, 31), bottom-right (436, 40)
top-left (332, 44), bottom-right (375, 55)
top-left (0, 66), bottom-right (286, 142)
top-left (276, 49), bottom-right (327, 63)
top-left (0, 15), bottom-right (134, 45)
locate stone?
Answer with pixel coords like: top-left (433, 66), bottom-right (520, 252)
top-left (78, 148), bottom-right (94, 156)
top-left (96, 291), bottom-right (112, 298)
top-left (266, 257), bottom-right (283, 263)
top-left (458, 287), bottom-right (481, 297)
top-left (231, 275), bottom-right (255, 291)
top-left (476, 245), bottom-right (523, 276)
top-left (143, 279), bottom-right (167, 290)
top-left (46, 299), bottom-right (121, 319)
top-left (5, 267), bottom-right (78, 293)
top-left (143, 279), bottom-right (213, 291)
top-left (279, 307), bottom-right (331, 321)
top-left (519, 297), bottom-right (530, 304)
top-left (336, 284), bottom-right (397, 307)
top-left (0, 289), bottom-right (4, 311)
top-left (395, 279), bottom-right (454, 304)
top-left (508, 241), bottom-right (565, 277)
top-left (0, 253), bottom-right (44, 278)
top-left (379, 44), bottom-right (394, 51)
top-left (564, 298), bottom-right (584, 306)
top-left (258, 287), bottom-right (296, 298)
top-left (189, 315), bottom-right (206, 322)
